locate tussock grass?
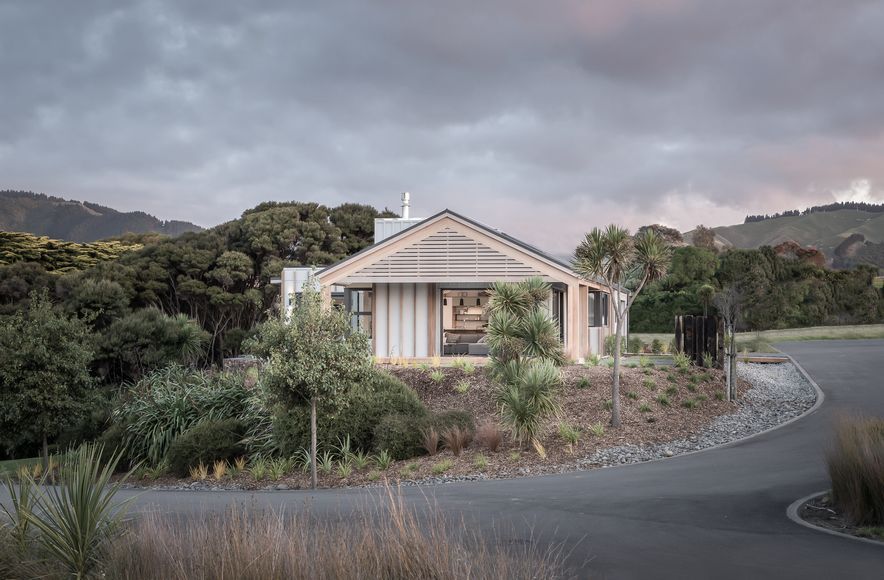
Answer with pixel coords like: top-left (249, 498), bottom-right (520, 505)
top-left (95, 489), bottom-right (566, 579)
top-left (826, 416), bottom-right (884, 526)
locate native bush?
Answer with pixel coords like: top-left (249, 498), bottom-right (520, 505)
top-left (826, 416), bottom-right (884, 526)
top-left (372, 414), bottom-right (427, 460)
top-left (431, 409), bottom-right (475, 435)
top-left (167, 419), bottom-right (247, 477)
top-left (114, 366), bottom-right (255, 466)
top-left (273, 370), bottom-right (428, 456)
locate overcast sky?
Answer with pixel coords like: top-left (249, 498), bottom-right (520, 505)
top-left (2, 0), bottom-right (883, 253)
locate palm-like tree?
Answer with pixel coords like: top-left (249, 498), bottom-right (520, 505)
top-left (574, 226), bottom-right (672, 427)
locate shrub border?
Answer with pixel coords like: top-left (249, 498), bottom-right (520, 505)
top-left (786, 491), bottom-right (884, 548)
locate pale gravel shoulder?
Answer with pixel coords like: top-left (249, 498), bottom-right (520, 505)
top-left (579, 362), bottom-right (817, 467)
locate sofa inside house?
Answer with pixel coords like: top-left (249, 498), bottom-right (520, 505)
top-left (442, 332), bottom-right (489, 356)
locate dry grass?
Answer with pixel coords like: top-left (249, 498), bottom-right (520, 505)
top-left (475, 421), bottom-right (503, 453)
top-left (421, 426), bottom-right (440, 456)
top-left (441, 426), bottom-right (472, 456)
top-left (826, 415), bottom-right (884, 526)
top-left (100, 488), bottom-right (564, 580)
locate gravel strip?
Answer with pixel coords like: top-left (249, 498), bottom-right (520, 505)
top-left (580, 362), bottom-right (817, 467)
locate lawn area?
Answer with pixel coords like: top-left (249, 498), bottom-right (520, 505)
top-left (634, 323), bottom-right (884, 353)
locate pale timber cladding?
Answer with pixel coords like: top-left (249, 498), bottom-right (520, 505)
top-left (315, 211), bottom-right (617, 362)
top-left (349, 227), bottom-right (542, 283)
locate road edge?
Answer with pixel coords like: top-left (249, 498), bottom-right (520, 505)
top-left (786, 491), bottom-right (884, 548)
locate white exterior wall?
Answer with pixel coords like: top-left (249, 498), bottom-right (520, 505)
top-left (374, 218), bottom-right (425, 243)
top-left (373, 282), bottom-right (430, 358)
top-left (280, 267), bottom-right (344, 312)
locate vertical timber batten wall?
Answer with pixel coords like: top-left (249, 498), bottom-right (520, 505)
top-left (374, 282), bottom-right (431, 358)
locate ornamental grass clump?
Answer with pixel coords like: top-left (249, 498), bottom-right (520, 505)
top-left (826, 416), bottom-right (884, 526)
top-left (99, 489), bottom-right (566, 579)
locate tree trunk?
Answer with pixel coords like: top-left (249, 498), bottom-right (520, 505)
top-left (42, 434), bottom-right (49, 473)
top-left (310, 397), bottom-right (318, 490)
top-left (611, 321), bottom-right (623, 427)
top-left (729, 330), bottom-right (737, 401)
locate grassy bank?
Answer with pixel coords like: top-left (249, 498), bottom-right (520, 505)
top-left (634, 324), bottom-right (884, 353)
top-left (0, 457), bottom-right (40, 476)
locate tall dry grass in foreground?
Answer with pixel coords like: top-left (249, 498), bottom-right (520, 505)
top-left (104, 488), bottom-right (565, 580)
top-left (826, 415), bottom-right (884, 526)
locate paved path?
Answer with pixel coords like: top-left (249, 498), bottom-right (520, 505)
top-left (16, 341), bottom-right (884, 578)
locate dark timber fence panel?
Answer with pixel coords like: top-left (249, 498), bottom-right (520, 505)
top-left (674, 315), bottom-right (723, 367)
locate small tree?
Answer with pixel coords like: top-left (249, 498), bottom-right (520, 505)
top-left (574, 226), bottom-right (671, 427)
top-left (249, 279), bottom-right (371, 489)
top-left (697, 284), bottom-right (715, 316)
top-left (713, 284), bottom-right (742, 401)
top-left (0, 290), bottom-right (94, 467)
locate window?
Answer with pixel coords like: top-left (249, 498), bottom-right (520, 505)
top-left (589, 291), bottom-right (608, 327)
top-left (347, 290), bottom-right (372, 336)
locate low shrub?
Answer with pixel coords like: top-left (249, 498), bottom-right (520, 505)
top-left (665, 386), bottom-right (678, 396)
top-left (373, 414), bottom-right (427, 460)
top-left (639, 403), bottom-right (652, 413)
top-left (475, 421), bottom-right (503, 452)
top-left (642, 379), bottom-right (655, 390)
top-left (558, 423), bottom-right (580, 447)
top-left (576, 377), bottom-right (590, 389)
top-left (167, 419), bottom-right (246, 477)
top-left (432, 410), bottom-right (475, 435)
top-left (826, 416), bottom-right (884, 526)
top-left (473, 454), bottom-right (488, 469)
top-left (454, 380), bottom-right (471, 394)
top-left (588, 422), bottom-right (605, 437)
top-left (672, 351), bottom-right (692, 369)
top-left (681, 399), bottom-right (699, 409)
top-left (626, 391), bottom-right (638, 400)
top-left (429, 370), bottom-right (445, 383)
top-left (714, 391), bottom-right (725, 401)
top-left (657, 395), bottom-right (670, 407)
top-left (274, 370), bottom-right (428, 456)
top-left (651, 339), bottom-right (663, 354)
top-left (432, 459), bottom-right (454, 475)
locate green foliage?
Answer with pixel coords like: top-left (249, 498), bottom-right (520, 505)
top-left (272, 370), bottom-right (428, 456)
top-left (432, 459), bottom-right (454, 475)
top-left (495, 360), bottom-right (562, 447)
top-left (451, 357), bottom-right (476, 374)
top-left (588, 422), bottom-right (605, 437)
top-left (651, 339), bottom-right (663, 353)
top-left (673, 351), bottom-right (692, 369)
top-left (429, 369), bottom-right (445, 383)
top-left (577, 377), bottom-right (590, 389)
top-left (487, 277), bottom-right (565, 368)
top-left (0, 290), bottom-right (94, 459)
top-left (558, 423), bottom-right (581, 446)
top-left (96, 309), bottom-right (208, 382)
top-left (627, 336), bottom-right (644, 353)
top-left (372, 414), bottom-right (427, 460)
top-left (166, 419), bottom-right (246, 477)
top-left (114, 366), bottom-right (255, 465)
top-left (24, 443), bottom-right (134, 578)
top-left (0, 231), bottom-right (141, 273)
top-left (657, 395), bottom-right (671, 406)
top-left (639, 403), bottom-right (652, 413)
top-left (431, 410), bottom-right (475, 434)
top-left (633, 244), bottom-right (883, 333)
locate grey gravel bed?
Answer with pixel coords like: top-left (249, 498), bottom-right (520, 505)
top-left (581, 362), bottom-right (818, 467)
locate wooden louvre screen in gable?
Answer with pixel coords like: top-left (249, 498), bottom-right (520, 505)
top-left (352, 226), bottom-right (542, 280)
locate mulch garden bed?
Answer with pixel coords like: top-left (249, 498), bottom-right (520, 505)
top-left (128, 362), bottom-right (751, 491)
top-left (798, 493), bottom-right (884, 543)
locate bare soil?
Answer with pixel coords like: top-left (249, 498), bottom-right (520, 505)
top-left (134, 362), bottom-right (751, 490)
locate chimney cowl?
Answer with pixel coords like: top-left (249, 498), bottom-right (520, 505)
top-left (401, 191), bottom-right (410, 219)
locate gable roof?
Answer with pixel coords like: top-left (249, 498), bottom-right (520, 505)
top-left (317, 209), bottom-right (588, 285)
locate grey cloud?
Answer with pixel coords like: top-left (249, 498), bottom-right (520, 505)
top-left (1, 0), bottom-right (883, 253)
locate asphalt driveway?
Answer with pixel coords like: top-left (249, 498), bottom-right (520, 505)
top-left (10, 340), bottom-right (884, 578)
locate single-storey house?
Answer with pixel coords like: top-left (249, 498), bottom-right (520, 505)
top-left (276, 195), bottom-right (624, 363)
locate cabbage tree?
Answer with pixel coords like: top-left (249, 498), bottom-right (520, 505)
top-left (574, 226), bottom-right (671, 427)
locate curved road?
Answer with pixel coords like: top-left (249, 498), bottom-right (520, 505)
top-left (77, 341), bottom-right (884, 577)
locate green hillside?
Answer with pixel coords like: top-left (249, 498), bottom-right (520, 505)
top-left (695, 209), bottom-right (884, 269)
top-left (0, 190), bottom-right (203, 242)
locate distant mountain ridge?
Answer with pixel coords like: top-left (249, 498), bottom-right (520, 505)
top-left (0, 190), bottom-right (203, 242)
top-left (687, 207), bottom-right (884, 270)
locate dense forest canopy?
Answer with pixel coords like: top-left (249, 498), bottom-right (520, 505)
top-left (744, 201), bottom-right (884, 224)
top-left (630, 244), bottom-right (883, 332)
top-left (0, 200), bottom-right (395, 367)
